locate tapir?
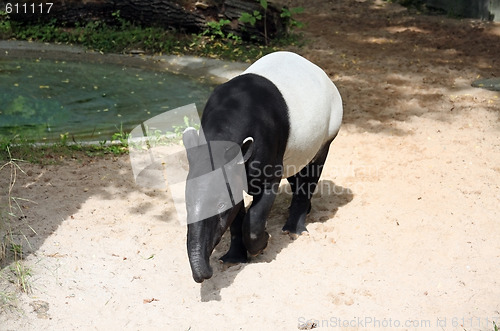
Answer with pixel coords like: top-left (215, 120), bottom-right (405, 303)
top-left (182, 51), bottom-right (343, 283)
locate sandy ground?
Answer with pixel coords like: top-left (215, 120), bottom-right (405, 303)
top-left (1, 0), bottom-right (500, 330)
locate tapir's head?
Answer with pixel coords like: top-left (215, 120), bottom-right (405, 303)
top-left (182, 128), bottom-right (253, 283)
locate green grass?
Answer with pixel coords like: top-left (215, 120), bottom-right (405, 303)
top-left (9, 260), bottom-right (32, 294)
top-left (0, 154), bottom-right (35, 309)
top-left (0, 130), bottom-right (132, 310)
top-left (0, 129), bottom-right (134, 314)
top-left (0, 9), bottom-right (304, 62)
top-left (0, 132), bottom-right (130, 165)
top-left (0, 287), bottom-right (16, 309)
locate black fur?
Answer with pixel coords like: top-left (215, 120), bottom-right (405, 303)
top-left (185, 73), bottom-right (334, 282)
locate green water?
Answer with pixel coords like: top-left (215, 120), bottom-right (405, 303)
top-left (0, 58), bottom-right (213, 141)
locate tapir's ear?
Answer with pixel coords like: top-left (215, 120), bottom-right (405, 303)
top-left (182, 127), bottom-right (199, 150)
top-left (240, 137), bottom-right (254, 163)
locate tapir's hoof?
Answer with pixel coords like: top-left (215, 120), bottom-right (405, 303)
top-left (248, 233), bottom-right (271, 257)
top-left (282, 228), bottom-right (309, 240)
top-left (218, 254), bottom-right (248, 266)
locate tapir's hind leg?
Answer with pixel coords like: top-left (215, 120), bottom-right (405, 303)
top-left (282, 139), bottom-right (333, 238)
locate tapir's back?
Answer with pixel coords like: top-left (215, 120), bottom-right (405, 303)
top-left (243, 51), bottom-right (343, 177)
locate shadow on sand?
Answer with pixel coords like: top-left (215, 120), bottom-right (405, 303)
top-left (199, 180), bottom-right (354, 301)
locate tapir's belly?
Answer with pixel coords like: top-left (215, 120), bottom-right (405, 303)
top-left (243, 52), bottom-right (343, 178)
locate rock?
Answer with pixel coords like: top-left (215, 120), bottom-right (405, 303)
top-left (472, 78), bottom-right (500, 91)
top-left (29, 300), bottom-right (50, 319)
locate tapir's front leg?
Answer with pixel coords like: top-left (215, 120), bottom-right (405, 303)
top-left (243, 181), bottom-right (279, 256)
top-left (219, 203), bottom-right (247, 264)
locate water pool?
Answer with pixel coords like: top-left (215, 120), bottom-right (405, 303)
top-left (0, 58), bottom-right (214, 141)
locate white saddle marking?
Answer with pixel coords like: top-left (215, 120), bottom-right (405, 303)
top-left (243, 52), bottom-right (343, 177)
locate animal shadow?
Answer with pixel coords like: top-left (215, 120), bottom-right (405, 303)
top-left (200, 179), bottom-right (353, 301)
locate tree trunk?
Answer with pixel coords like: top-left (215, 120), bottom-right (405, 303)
top-left (116, 0), bottom-right (206, 32)
top-left (3, 0), bottom-right (285, 41)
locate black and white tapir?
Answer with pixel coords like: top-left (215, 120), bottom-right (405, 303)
top-left (182, 51), bottom-right (343, 283)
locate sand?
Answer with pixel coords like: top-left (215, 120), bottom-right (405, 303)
top-left (1, 0), bottom-right (499, 330)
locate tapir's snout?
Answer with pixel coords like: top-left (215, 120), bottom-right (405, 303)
top-left (187, 221), bottom-right (216, 283)
top-left (191, 264), bottom-right (213, 283)
top-left (187, 242), bottom-right (213, 283)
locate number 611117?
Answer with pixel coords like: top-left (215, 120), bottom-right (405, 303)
top-left (5, 3), bottom-right (54, 14)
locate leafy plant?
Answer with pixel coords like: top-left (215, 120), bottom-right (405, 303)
top-left (131, 116), bottom-right (200, 149)
top-left (280, 7), bottom-right (305, 30)
top-left (111, 123), bottom-right (129, 145)
top-left (202, 19), bottom-right (242, 43)
top-left (0, 10), bottom-right (11, 35)
top-left (59, 132), bottom-right (69, 147)
top-left (238, 1), bottom-right (303, 44)
top-left (260, 0), bottom-right (269, 44)
top-left (239, 0), bottom-right (269, 44)
top-left (111, 10), bottom-right (131, 29)
top-left (239, 10), bottom-right (262, 27)
top-left (170, 116), bottom-right (200, 138)
top-left (203, 19), bottom-right (230, 39)
top-left (11, 18), bottom-right (59, 42)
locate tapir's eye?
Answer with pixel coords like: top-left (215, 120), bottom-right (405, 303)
top-left (217, 202), bottom-right (226, 211)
